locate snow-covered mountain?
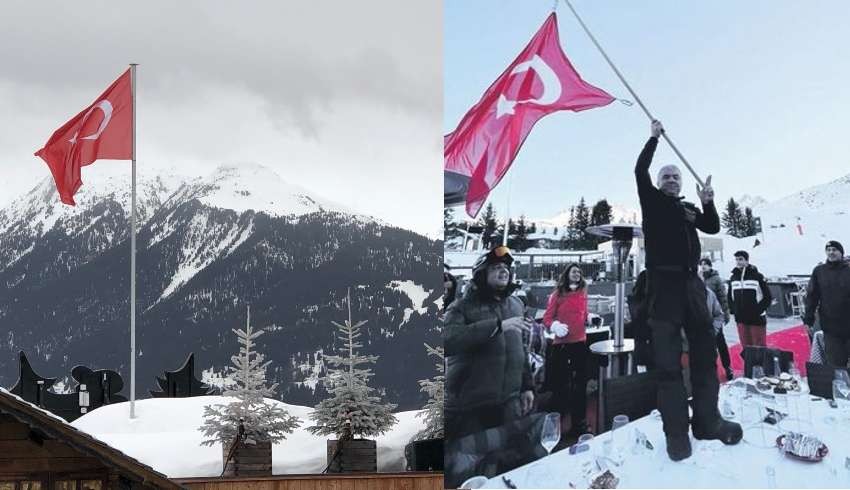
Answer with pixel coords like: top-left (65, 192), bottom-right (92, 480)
top-left (713, 174), bottom-right (850, 277)
top-left (0, 164), bottom-right (441, 410)
top-left (759, 175), bottom-right (850, 215)
top-left (533, 203), bottom-right (641, 230)
top-left (735, 194), bottom-right (769, 211)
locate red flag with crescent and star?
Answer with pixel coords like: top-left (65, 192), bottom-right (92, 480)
top-left (444, 13), bottom-right (615, 217)
top-left (35, 69), bottom-right (132, 205)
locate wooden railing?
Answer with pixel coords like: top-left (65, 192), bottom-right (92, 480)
top-left (174, 471), bottom-right (444, 490)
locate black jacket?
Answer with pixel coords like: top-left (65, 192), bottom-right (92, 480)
top-left (443, 284), bottom-right (533, 412)
top-left (635, 137), bottom-right (720, 271)
top-left (804, 260), bottom-right (850, 339)
top-left (728, 265), bottom-right (772, 326)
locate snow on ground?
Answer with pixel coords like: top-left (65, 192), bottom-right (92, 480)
top-left (713, 205), bottom-right (850, 278)
top-left (71, 396), bottom-right (425, 478)
top-left (389, 280), bottom-right (432, 325)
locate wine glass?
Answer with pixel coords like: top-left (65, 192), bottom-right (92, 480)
top-left (541, 412), bottom-right (561, 456)
top-left (751, 365), bottom-right (767, 411)
top-left (787, 366), bottom-right (811, 431)
top-left (528, 412), bottom-right (561, 487)
top-left (609, 414), bottom-right (629, 464)
top-left (834, 378), bottom-right (850, 423)
top-left (720, 382), bottom-right (736, 419)
top-left (744, 365), bottom-right (782, 448)
top-left (824, 379), bottom-right (848, 425)
top-left (836, 369), bottom-right (850, 392)
top-left (577, 433), bottom-right (595, 483)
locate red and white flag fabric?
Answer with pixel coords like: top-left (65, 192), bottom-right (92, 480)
top-left (444, 13), bottom-right (615, 217)
top-left (35, 69), bottom-right (133, 205)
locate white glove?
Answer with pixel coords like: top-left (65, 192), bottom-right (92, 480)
top-left (551, 321), bottom-right (569, 338)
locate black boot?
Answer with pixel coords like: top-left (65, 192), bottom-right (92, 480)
top-left (725, 367), bottom-right (734, 381)
top-left (665, 434), bottom-right (692, 461)
top-left (693, 418), bottom-right (743, 445)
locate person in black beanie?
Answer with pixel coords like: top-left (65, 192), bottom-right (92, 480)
top-left (634, 120), bottom-right (741, 461)
top-left (804, 240), bottom-right (850, 368)
top-left (444, 246), bottom-right (535, 439)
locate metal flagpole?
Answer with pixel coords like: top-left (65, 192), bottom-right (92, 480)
top-left (502, 171), bottom-right (514, 247)
top-left (129, 63), bottom-right (138, 419)
top-left (562, 0), bottom-right (705, 188)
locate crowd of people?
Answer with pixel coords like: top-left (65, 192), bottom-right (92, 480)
top-left (442, 120), bottom-right (850, 484)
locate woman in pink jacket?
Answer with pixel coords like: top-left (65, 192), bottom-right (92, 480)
top-left (542, 263), bottom-right (589, 435)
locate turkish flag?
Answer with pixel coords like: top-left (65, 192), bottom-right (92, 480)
top-left (445, 13), bottom-right (615, 217)
top-left (35, 69), bottom-right (133, 205)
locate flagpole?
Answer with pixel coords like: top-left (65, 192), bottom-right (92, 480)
top-left (502, 171), bottom-right (514, 247)
top-left (129, 63), bottom-right (138, 419)
top-left (562, 0), bottom-right (705, 188)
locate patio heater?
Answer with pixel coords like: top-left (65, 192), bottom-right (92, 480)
top-left (585, 223), bottom-right (643, 428)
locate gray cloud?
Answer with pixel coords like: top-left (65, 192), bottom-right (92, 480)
top-left (0, 1), bottom-right (442, 234)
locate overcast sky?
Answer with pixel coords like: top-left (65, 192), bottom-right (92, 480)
top-left (0, 1), bottom-right (441, 236)
top-left (446, 0), bottom-right (850, 222)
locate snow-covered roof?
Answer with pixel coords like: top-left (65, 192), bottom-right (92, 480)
top-left (70, 395), bottom-right (426, 478)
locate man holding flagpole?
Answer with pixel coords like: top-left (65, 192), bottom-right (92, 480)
top-left (35, 66), bottom-right (139, 418)
top-left (635, 119), bottom-right (742, 461)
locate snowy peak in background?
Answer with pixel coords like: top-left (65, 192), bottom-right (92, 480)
top-left (532, 203), bottom-right (641, 231)
top-left (764, 174), bottom-right (850, 214)
top-left (0, 165), bottom-right (183, 238)
top-left (184, 163), bottom-right (355, 218)
top-left (735, 194), bottom-right (768, 211)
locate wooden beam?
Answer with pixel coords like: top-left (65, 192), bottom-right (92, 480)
top-left (0, 456), bottom-right (105, 473)
top-left (0, 422), bottom-right (30, 440)
top-left (0, 440), bottom-right (83, 458)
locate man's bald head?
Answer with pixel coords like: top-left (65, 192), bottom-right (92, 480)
top-left (657, 164), bottom-right (682, 197)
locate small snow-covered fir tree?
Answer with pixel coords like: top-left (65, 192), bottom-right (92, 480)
top-left (412, 342), bottom-right (444, 441)
top-left (308, 289), bottom-right (398, 439)
top-left (200, 306), bottom-right (301, 446)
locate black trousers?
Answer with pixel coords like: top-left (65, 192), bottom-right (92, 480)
top-left (716, 330), bottom-right (731, 370)
top-left (647, 270), bottom-right (721, 437)
top-left (445, 397), bottom-right (522, 440)
top-left (544, 341), bottom-right (589, 426)
top-left (824, 332), bottom-right (850, 368)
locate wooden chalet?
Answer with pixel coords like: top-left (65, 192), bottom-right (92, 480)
top-left (0, 388), bottom-right (180, 490)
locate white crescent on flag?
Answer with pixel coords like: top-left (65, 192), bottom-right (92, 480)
top-left (496, 54), bottom-right (562, 118)
top-left (68, 100), bottom-right (114, 145)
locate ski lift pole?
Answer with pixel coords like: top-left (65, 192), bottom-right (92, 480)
top-left (562, 0), bottom-right (705, 188)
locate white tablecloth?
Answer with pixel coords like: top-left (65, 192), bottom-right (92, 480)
top-left (481, 381), bottom-right (850, 488)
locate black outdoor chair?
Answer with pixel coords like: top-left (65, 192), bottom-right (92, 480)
top-left (740, 346), bottom-right (794, 378)
top-left (601, 371), bottom-right (658, 432)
